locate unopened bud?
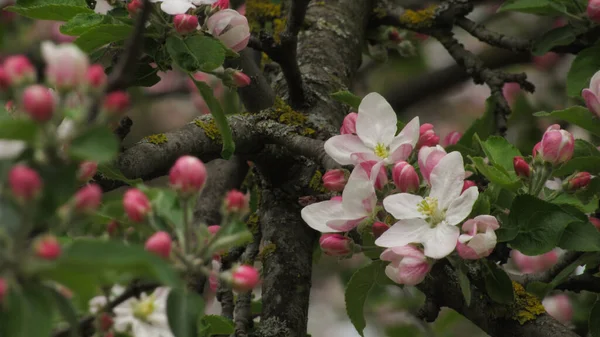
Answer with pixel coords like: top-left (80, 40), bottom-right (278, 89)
top-left (511, 249), bottom-right (558, 274)
top-left (232, 71), bottom-right (251, 87)
top-left (590, 216), bottom-right (600, 230)
top-left (417, 123), bottom-right (439, 149)
top-left (127, 0), bottom-right (143, 15)
top-left (78, 161), bottom-right (98, 182)
top-left (208, 225), bottom-right (220, 235)
top-left (0, 66), bottom-right (10, 91)
top-left (174, 14), bottom-right (199, 35)
top-left (319, 233), bottom-right (353, 256)
top-left (103, 91), bottom-right (130, 116)
top-left (462, 180), bottom-right (477, 193)
top-left (3, 55), bottom-right (36, 85)
top-left (388, 28), bottom-right (402, 42)
top-left (537, 124), bottom-right (574, 165)
top-left (322, 169), bottom-right (347, 192)
top-left (0, 278), bottom-right (7, 303)
top-left (443, 131), bottom-right (461, 147)
top-left (107, 220), bottom-right (119, 235)
top-left (224, 189), bottom-right (249, 216)
top-left (34, 235), bottom-right (61, 260)
top-left (99, 313), bottom-right (113, 332)
top-left (75, 184), bottom-right (102, 212)
top-left (588, 0), bottom-right (600, 23)
top-left (340, 113), bottom-right (357, 135)
top-left (565, 172), bottom-right (592, 191)
top-left (169, 155), bottom-right (207, 196)
top-left (392, 161), bottom-right (419, 193)
top-left (213, 0), bottom-right (229, 9)
top-left (9, 164), bottom-right (42, 202)
top-left (231, 265), bottom-right (260, 292)
top-left (145, 231), bottom-right (172, 259)
top-left (513, 156), bottom-right (531, 178)
top-left (22, 85), bottom-right (55, 122)
top-left (123, 188), bottom-right (152, 222)
top-left (372, 222), bottom-right (390, 239)
top-left (85, 64), bottom-right (107, 90)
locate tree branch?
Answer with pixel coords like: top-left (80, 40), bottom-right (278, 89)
top-left (556, 273), bottom-right (600, 293)
top-left (234, 225), bottom-right (261, 337)
top-left (455, 17), bottom-right (532, 53)
top-left (225, 49), bottom-right (276, 113)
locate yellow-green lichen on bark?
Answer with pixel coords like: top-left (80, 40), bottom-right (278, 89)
top-left (270, 97), bottom-right (316, 136)
top-left (194, 119), bottom-right (222, 143)
top-left (145, 133), bottom-right (168, 144)
top-left (247, 213), bottom-right (260, 234)
top-left (510, 281), bottom-right (546, 324)
top-left (399, 5), bottom-right (437, 28)
top-left (245, 0), bottom-right (287, 43)
top-left (309, 170), bottom-right (327, 193)
top-left (259, 242), bottom-right (277, 260)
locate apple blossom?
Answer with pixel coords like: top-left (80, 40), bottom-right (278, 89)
top-left (513, 156), bottom-right (531, 178)
top-left (231, 265), bottom-right (260, 292)
top-left (583, 70), bottom-right (600, 117)
top-left (543, 294), bottom-right (573, 324)
top-left (94, 0), bottom-right (113, 14)
top-left (78, 161), bottom-right (98, 182)
top-left (34, 235), bottom-right (61, 260)
top-left (319, 234), bottom-right (353, 256)
top-left (206, 9), bottom-right (250, 52)
top-left (340, 112), bottom-right (358, 135)
top-left (565, 172), bottom-right (592, 191)
top-left (169, 155), bottom-right (207, 196)
top-left (9, 164), bottom-right (42, 201)
top-left (224, 189), bottom-right (249, 215)
top-left (301, 163), bottom-right (379, 232)
top-left (113, 287), bottom-right (174, 337)
top-left (22, 85), bottom-right (55, 122)
top-left (588, 0), bottom-right (600, 22)
top-left (232, 70), bottom-right (251, 87)
top-left (75, 184), bottom-right (102, 212)
top-left (359, 160), bottom-right (388, 190)
top-left (380, 245), bottom-right (431, 285)
top-left (456, 215), bottom-right (499, 260)
top-left (174, 14), bottom-right (198, 34)
top-left (145, 232), bottom-right (172, 259)
top-left (3, 55), bottom-right (36, 85)
top-left (417, 123), bottom-right (439, 149)
top-left (418, 145), bottom-right (446, 183)
top-left (41, 41), bottom-right (89, 90)
top-left (372, 222), bottom-right (390, 239)
top-left (123, 188), bottom-right (152, 222)
top-left (376, 152), bottom-right (479, 259)
top-left (535, 124), bottom-right (574, 166)
top-left (325, 93), bottom-right (420, 165)
top-left (392, 161), bottom-right (419, 193)
top-left (127, 0), bottom-right (143, 15)
top-left (511, 249), bottom-right (559, 274)
top-left (157, 0), bottom-right (196, 15)
top-left (443, 131), bottom-right (461, 147)
top-left (322, 169), bottom-right (347, 192)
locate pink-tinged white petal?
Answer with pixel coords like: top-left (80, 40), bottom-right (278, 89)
top-left (590, 70), bottom-right (600, 94)
top-left (326, 217), bottom-right (366, 232)
top-left (300, 200), bottom-right (344, 233)
top-left (375, 218), bottom-right (429, 248)
top-left (422, 223), bottom-right (459, 259)
top-left (161, 0), bottom-right (195, 14)
top-left (382, 193), bottom-right (424, 220)
top-left (381, 244), bottom-right (427, 261)
top-left (582, 89), bottom-right (600, 117)
top-left (466, 228), bottom-right (497, 256)
top-left (324, 134), bottom-right (374, 165)
top-left (356, 93), bottom-right (397, 148)
top-left (429, 152), bottom-right (465, 209)
top-left (444, 186), bottom-right (478, 226)
top-left (388, 116), bottom-right (420, 160)
top-left (341, 165), bottom-right (376, 218)
top-left (462, 214), bottom-right (499, 232)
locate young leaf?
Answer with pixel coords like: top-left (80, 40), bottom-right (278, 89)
top-left (189, 78), bottom-right (235, 159)
top-left (49, 286), bottom-right (80, 337)
top-left (68, 126), bottom-right (119, 163)
top-left (479, 136), bottom-right (522, 173)
top-left (331, 91), bottom-right (361, 110)
top-left (483, 260), bottom-right (514, 304)
top-left (74, 24), bottom-right (133, 52)
top-left (498, 0), bottom-right (567, 16)
top-left (345, 261), bottom-right (386, 336)
top-left (0, 118), bottom-right (39, 142)
top-left (567, 44), bottom-right (600, 97)
top-left (60, 12), bottom-right (105, 35)
top-left (97, 163), bottom-right (143, 186)
top-left (469, 157), bottom-right (521, 192)
top-left (558, 221), bottom-right (600, 252)
top-left (167, 36), bottom-right (226, 73)
top-left (573, 139), bottom-right (600, 158)
top-left (458, 97), bottom-right (495, 148)
top-left (6, 0), bottom-right (92, 21)
top-left (167, 289), bottom-right (205, 337)
top-left (534, 106), bottom-right (600, 137)
top-left (532, 25), bottom-right (578, 56)
top-left (200, 315), bottom-right (235, 336)
top-left (590, 299), bottom-right (600, 337)
top-left (0, 283), bottom-right (56, 337)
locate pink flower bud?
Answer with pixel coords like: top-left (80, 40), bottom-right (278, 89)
top-left (34, 235), bottom-right (61, 260)
top-left (174, 14), bottom-right (198, 35)
top-left (0, 66), bottom-right (10, 91)
top-left (533, 53), bottom-right (560, 71)
top-left (0, 278), bottom-right (7, 303)
top-left (75, 184), bottom-right (102, 212)
top-left (462, 180), bottom-right (477, 193)
top-left (322, 169), bottom-right (347, 192)
top-left (169, 155), bottom-right (207, 196)
top-left (590, 216), bottom-right (600, 230)
top-left (22, 85), bottom-right (55, 122)
top-left (78, 161), bottom-right (98, 182)
top-left (3, 55), bottom-right (36, 85)
top-left (99, 312), bottom-right (113, 331)
top-left (418, 145), bottom-right (447, 183)
top-left (442, 131), bottom-right (461, 147)
top-left (41, 42), bottom-right (89, 90)
top-left (231, 265), bottom-right (260, 292)
top-left (319, 234), bottom-right (353, 256)
top-left (372, 222), bottom-right (390, 239)
top-left (340, 112), bottom-right (358, 135)
top-left (511, 249), bottom-right (559, 274)
top-left (502, 82), bottom-right (521, 105)
top-left (533, 142), bottom-right (541, 158)
top-left (456, 215), bottom-right (499, 260)
top-left (565, 172), bottom-right (592, 191)
top-left (538, 124), bottom-right (574, 165)
top-left (213, 0), bottom-right (230, 9)
top-left (206, 9), bottom-right (250, 52)
top-left (359, 160), bottom-right (388, 190)
top-left (224, 189), bottom-right (249, 215)
top-left (103, 91), bottom-right (130, 116)
top-left (145, 231), bottom-right (172, 259)
top-left (380, 245), bottom-right (431, 286)
top-left (127, 0), bottom-right (143, 15)
top-left (123, 188), bottom-right (152, 222)
top-left (417, 123), bottom-right (440, 149)
top-left (583, 70), bottom-right (600, 118)
top-left (107, 220), bottom-right (119, 235)
top-left (388, 28), bottom-right (402, 42)
top-left (85, 64), bottom-right (107, 90)
top-left (513, 156), bottom-right (531, 178)
top-left (9, 164), bottom-right (42, 201)
top-left (232, 71), bottom-right (251, 87)
top-left (392, 161), bottom-right (419, 193)
top-left (543, 294), bottom-right (573, 324)
top-left (589, 0), bottom-right (600, 22)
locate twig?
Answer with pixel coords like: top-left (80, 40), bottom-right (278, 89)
top-left (555, 273), bottom-right (600, 293)
top-left (455, 17), bottom-right (532, 53)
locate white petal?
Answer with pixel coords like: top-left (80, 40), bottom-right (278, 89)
top-left (324, 134), bottom-right (374, 165)
top-left (94, 0), bottom-right (114, 14)
top-left (458, 233), bottom-right (474, 243)
top-left (383, 193), bottom-right (424, 220)
top-left (429, 152), bottom-right (465, 209)
top-left (342, 165), bottom-right (375, 217)
top-left (375, 218), bottom-right (429, 248)
top-left (591, 70), bottom-right (600, 93)
top-left (326, 216), bottom-right (365, 232)
top-left (356, 92), bottom-right (397, 148)
top-left (300, 200), bottom-right (344, 233)
top-left (161, 0), bottom-right (195, 14)
top-left (422, 223), bottom-right (459, 259)
top-left (445, 186), bottom-right (478, 226)
top-left (468, 229), bottom-right (497, 255)
top-left (388, 116), bottom-right (420, 156)
top-left (0, 140), bottom-right (25, 159)
top-left (545, 178), bottom-right (562, 191)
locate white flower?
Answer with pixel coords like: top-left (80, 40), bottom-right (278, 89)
top-left (0, 140), bottom-right (26, 159)
top-left (324, 93), bottom-right (420, 165)
top-left (41, 41), bottom-right (89, 90)
top-left (94, 0), bottom-right (113, 14)
top-left (88, 285), bottom-right (126, 314)
top-left (375, 152), bottom-right (479, 259)
top-left (113, 287), bottom-right (174, 337)
top-left (154, 0), bottom-right (196, 15)
top-left (301, 163), bottom-right (380, 232)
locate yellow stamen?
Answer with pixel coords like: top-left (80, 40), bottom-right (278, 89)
top-left (133, 296), bottom-right (155, 321)
top-left (374, 143), bottom-right (389, 159)
top-left (417, 197), bottom-right (445, 226)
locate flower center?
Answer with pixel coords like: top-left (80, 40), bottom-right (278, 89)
top-left (417, 197), bottom-right (445, 226)
top-left (374, 143), bottom-right (389, 159)
top-left (133, 297), bottom-right (155, 321)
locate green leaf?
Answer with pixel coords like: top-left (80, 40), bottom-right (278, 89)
top-left (49, 286), bottom-right (80, 337)
top-left (210, 219), bottom-right (252, 253)
top-left (590, 299), bottom-right (600, 337)
top-left (482, 260), bottom-right (514, 304)
top-left (469, 157), bottom-right (521, 192)
top-left (458, 97), bottom-right (495, 148)
top-left (553, 156), bottom-right (600, 176)
top-left (97, 163), bottom-right (143, 186)
top-left (69, 126), bottom-right (119, 163)
top-left (498, 0), bottom-right (568, 16)
top-left (190, 78), bottom-right (235, 159)
top-left (567, 44), bottom-right (600, 97)
top-left (0, 282), bottom-right (56, 337)
top-left (574, 139), bottom-right (600, 158)
top-left (345, 261), bottom-right (387, 336)
top-left (132, 63), bottom-right (161, 87)
top-left (0, 118), bottom-right (39, 142)
top-left (532, 25), bottom-right (578, 56)
top-left (526, 281), bottom-right (553, 299)
top-left (469, 194), bottom-right (491, 218)
top-left (60, 12), bottom-right (105, 35)
top-left (553, 194), bottom-right (599, 214)
top-left (167, 289), bottom-right (204, 337)
top-left (497, 195), bottom-right (578, 255)
top-left (448, 258), bottom-right (471, 306)
top-left (559, 221), bottom-right (600, 251)
top-left (331, 91), bottom-right (361, 110)
top-left (74, 24), bottom-right (133, 52)
top-left (6, 0), bottom-right (92, 21)
top-left (534, 106), bottom-right (600, 137)
top-left (200, 315), bottom-right (235, 336)
top-left (166, 35), bottom-right (226, 73)
top-left (479, 136), bottom-right (522, 173)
